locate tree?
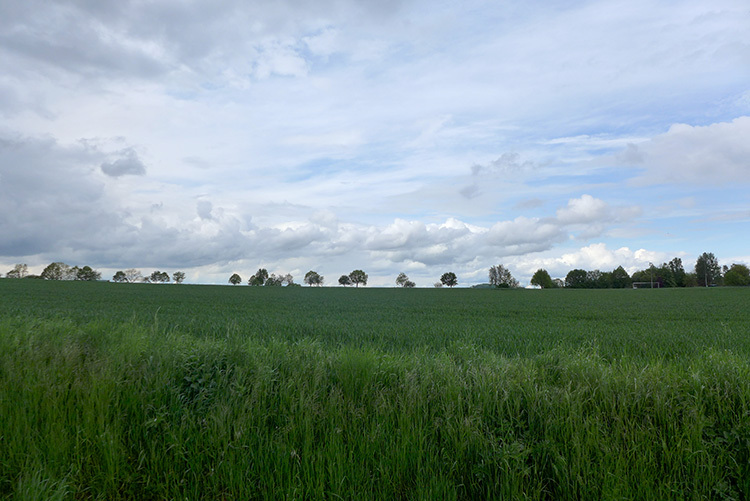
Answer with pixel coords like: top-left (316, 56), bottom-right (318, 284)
top-left (530, 269), bottom-right (554, 289)
top-left (440, 272), bottom-right (457, 288)
top-left (586, 269), bottom-right (612, 289)
top-left (125, 269), bottom-right (142, 283)
top-left (724, 264), bottom-right (750, 286)
top-left (304, 270), bottom-right (323, 286)
top-left (6, 264), bottom-right (28, 279)
top-left (41, 262), bottom-right (71, 280)
top-left (668, 258), bottom-right (686, 287)
top-left (112, 271), bottom-right (126, 282)
top-left (434, 282), bottom-right (443, 288)
top-left (395, 272), bottom-right (415, 288)
top-left (76, 266), bottom-right (101, 281)
top-left (695, 252), bottom-right (721, 287)
top-left (565, 269), bottom-right (588, 288)
top-left (149, 271), bottom-right (170, 283)
top-left (338, 274), bottom-right (351, 286)
top-left (249, 268), bottom-right (269, 286)
top-left (173, 271), bottom-right (186, 284)
top-left (611, 266), bottom-right (631, 288)
top-left (489, 265), bottom-right (518, 288)
top-left (69, 266), bottom-right (81, 280)
top-left (265, 274), bottom-right (283, 286)
top-left (229, 273), bottom-right (242, 285)
top-left (349, 270), bottom-right (368, 287)
top-left (282, 274), bottom-right (294, 286)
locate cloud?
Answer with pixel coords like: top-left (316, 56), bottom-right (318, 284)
top-left (196, 200), bottom-right (213, 220)
top-left (512, 243), bottom-right (673, 280)
top-left (625, 116), bottom-right (750, 185)
top-left (551, 194), bottom-right (641, 240)
top-left (100, 148), bottom-right (147, 177)
top-left (556, 194), bottom-right (609, 225)
top-left (1, 1), bottom-right (746, 286)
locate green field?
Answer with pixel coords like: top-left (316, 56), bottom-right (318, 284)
top-left (2, 280), bottom-right (750, 499)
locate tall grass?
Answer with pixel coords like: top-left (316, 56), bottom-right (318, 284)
top-left (1, 281), bottom-right (750, 498)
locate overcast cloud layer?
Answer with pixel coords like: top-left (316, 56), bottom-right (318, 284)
top-left (1, 0), bottom-right (748, 286)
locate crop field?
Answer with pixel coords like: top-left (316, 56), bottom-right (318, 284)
top-left (1, 279), bottom-right (750, 499)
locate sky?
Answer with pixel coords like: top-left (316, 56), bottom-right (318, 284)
top-left (1, 0), bottom-right (748, 286)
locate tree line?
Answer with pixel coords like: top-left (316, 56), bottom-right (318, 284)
top-left (527, 252), bottom-right (748, 289)
top-left (227, 269), bottom-right (372, 287)
top-left (3, 252), bottom-right (748, 288)
top-left (2, 263), bottom-right (186, 284)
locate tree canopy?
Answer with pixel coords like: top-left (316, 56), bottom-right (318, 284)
top-left (76, 266), bottom-right (101, 281)
top-left (724, 264), bottom-right (750, 286)
top-left (348, 270), bottom-right (368, 287)
top-left (695, 252), bottom-right (721, 287)
top-left (395, 272), bottom-right (415, 288)
top-left (530, 269), bottom-right (554, 289)
top-left (249, 269), bottom-right (269, 286)
top-left (304, 270), bottom-right (324, 287)
top-left (440, 272), bottom-right (457, 287)
top-left (229, 273), bottom-right (242, 285)
top-left (149, 271), bottom-right (170, 283)
top-left (6, 264), bottom-right (28, 279)
top-left (489, 265), bottom-right (518, 288)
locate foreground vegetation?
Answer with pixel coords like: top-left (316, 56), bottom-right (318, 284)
top-left (2, 280), bottom-right (750, 499)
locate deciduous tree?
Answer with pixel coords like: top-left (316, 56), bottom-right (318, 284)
top-left (173, 271), bottom-right (186, 284)
top-left (304, 270), bottom-right (323, 286)
top-left (695, 252), bottom-right (721, 287)
top-left (724, 264), bottom-right (750, 286)
top-left (265, 274), bottom-right (283, 286)
top-left (149, 271), bottom-right (170, 283)
top-left (229, 273), bottom-right (242, 285)
top-left (6, 264), bottom-right (28, 279)
top-left (530, 269), bottom-right (554, 289)
top-left (489, 265), bottom-right (518, 288)
top-left (440, 272), bottom-right (457, 287)
top-left (41, 262), bottom-right (71, 280)
top-left (125, 269), bottom-right (142, 283)
top-left (76, 266), bottom-right (101, 281)
top-left (348, 270), bottom-right (368, 287)
top-left (249, 269), bottom-right (269, 286)
top-left (565, 269), bottom-right (588, 288)
top-left (668, 258), bottom-right (686, 287)
top-left (338, 275), bottom-right (351, 286)
top-left (611, 266), bottom-right (631, 288)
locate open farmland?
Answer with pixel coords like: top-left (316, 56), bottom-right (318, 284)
top-left (1, 280), bottom-right (750, 499)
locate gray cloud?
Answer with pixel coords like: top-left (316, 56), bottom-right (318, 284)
top-left (472, 153), bottom-right (536, 177)
top-left (196, 200), bottom-right (213, 220)
top-left (100, 148), bottom-right (147, 177)
top-left (0, 134), bottom-right (646, 285)
top-left (627, 116), bottom-right (750, 186)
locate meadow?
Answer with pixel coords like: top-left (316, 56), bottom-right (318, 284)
top-left (1, 279), bottom-right (749, 499)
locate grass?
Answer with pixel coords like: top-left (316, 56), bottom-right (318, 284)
top-left (1, 280), bottom-right (750, 499)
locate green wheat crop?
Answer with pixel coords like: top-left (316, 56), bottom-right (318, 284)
top-left (1, 280), bottom-right (749, 499)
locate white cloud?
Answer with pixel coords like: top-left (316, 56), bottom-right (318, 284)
top-left (512, 243), bottom-right (673, 281)
top-left (625, 116), bottom-right (750, 185)
top-left (556, 194), bottom-right (609, 225)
